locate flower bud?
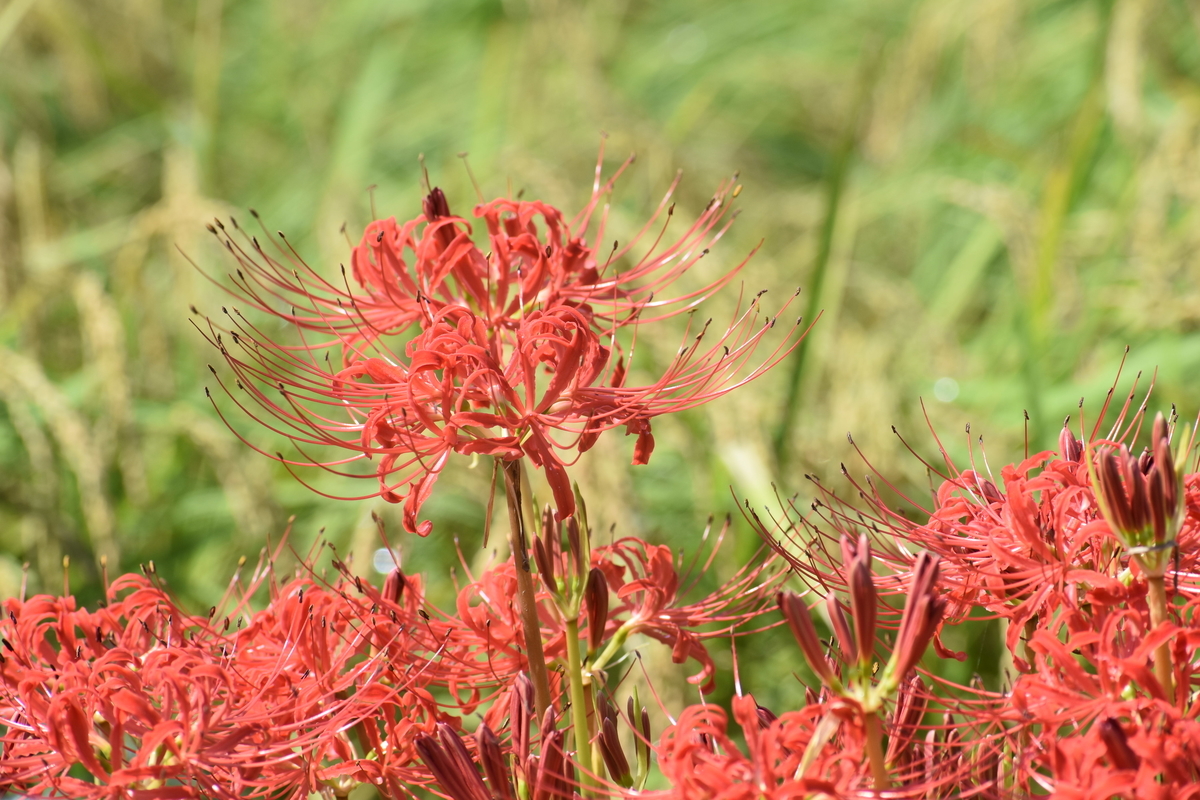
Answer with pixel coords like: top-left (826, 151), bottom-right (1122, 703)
top-left (382, 567), bottom-right (407, 605)
top-left (476, 723), bottom-right (515, 800)
top-left (510, 674), bottom-right (534, 761)
top-left (779, 591), bottom-right (837, 687)
top-left (847, 534), bottom-right (877, 669)
top-left (596, 692), bottom-right (632, 787)
top-left (826, 593), bottom-right (856, 664)
top-left (416, 724), bottom-right (490, 800)
top-left (889, 552), bottom-right (945, 682)
top-left (1059, 422), bottom-right (1083, 462)
top-left (1098, 718), bottom-right (1139, 771)
top-left (585, 567), bottom-right (609, 653)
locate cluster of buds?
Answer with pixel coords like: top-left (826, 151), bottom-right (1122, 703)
top-left (777, 536), bottom-right (946, 789)
top-left (1089, 411), bottom-right (1192, 578)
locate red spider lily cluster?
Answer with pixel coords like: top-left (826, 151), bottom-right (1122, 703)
top-left (0, 519), bottom-right (778, 800)
top-left (753, 377), bottom-right (1200, 798)
top-left (8, 154), bottom-right (1200, 800)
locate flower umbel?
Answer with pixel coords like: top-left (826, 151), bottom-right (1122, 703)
top-left (202, 155), bottom-right (806, 534)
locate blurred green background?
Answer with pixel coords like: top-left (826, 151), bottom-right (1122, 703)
top-left (0, 0), bottom-right (1198, 700)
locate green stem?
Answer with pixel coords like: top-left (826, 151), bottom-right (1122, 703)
top-left (565, 618), bottom-right (595, 796)
top-left (864, 710), bottom-right (891, 790)
top-left (1147, 573), bottom-right (1175, 701)
top-left (502, 459), bottom-right (552, 719)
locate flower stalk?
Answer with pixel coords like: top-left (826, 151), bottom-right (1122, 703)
top-left (564, 618), bottom-right (596, 795)
top-left (501, 458), bottom-right (552, 719)
top-left (863, 710), bottom-right (890, 790)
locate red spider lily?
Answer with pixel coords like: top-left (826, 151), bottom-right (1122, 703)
top-left (424, 522), bottom-right (782, 716)
top-left (750, 370), bottom-right (1200, 798)
top-left (205, 274), bottom-right (802, 534)
top-left (653, 692), bottom-right (999, 800)
top-left (200, 151), bottom-right (808, 534)
top-left (202, 145), bottom-right (749, 361)
top-left (416, 712), bottom-right (589, 800)
top-left (0, 565), bottom-right (474, 800)
top-left (756, 376), bottom-right (1200, 649)
top-left (588, 532), bottom-right (786, 693)
top-left (997, 590), bottom-right (1200, 797)
top-left (1089, 411), bottom-right (1192, 579)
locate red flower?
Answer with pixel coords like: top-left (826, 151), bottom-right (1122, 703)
top-left (203, 159), bottom-right (806, 534)
top-left (206, 147), bottom-right (749, 359)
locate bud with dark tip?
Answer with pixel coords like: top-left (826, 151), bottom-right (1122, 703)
top-left (423, 187), bottom-right (452, 220)
top-left (1060, 422), bottom-right (1083, 463)
top-left (476, 723), bottom-right (516, 800)
top-left (422, 188), bottom-right (458, 251)
top-left (887, 673), bottom-right (929, 765)
top-left (510, 673), bottom-right (534, 762)
top-left (565, 516), bottom-right (584, 580)
top-left (1099, 718), bottom-right (1140, 771)
top-left (826, 593), bottom-right (856, 664)
top-left (533, 537), bottom-right (556, 595)
top-left (534, 506), bottom-right (560, 595)
top-left (881, 552), bottom-right (946, 692)
top-left (847, 534), bottom-right (877, 670)
top-left (534, 727), bottom-right (572, 800)
top-left (595, 693), bottom-right (632, 787)
top-left (585, 568), bottom-right (609, 654)
top-left (1092, 412), bottom-right (1189, 576)
top-left (382, 567), bottom-right (407, 605)
top-left (415, 724), bottom-right (490, 800)
top-left (627, 696), bottom-right (653, 788)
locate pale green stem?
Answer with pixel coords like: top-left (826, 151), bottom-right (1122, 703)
top-left (864, 710), bottom-right (891, 790)
top-left (565, 618), bottom-right (596, 796)
top-left (1147, 574), bottom-right (1175, 701)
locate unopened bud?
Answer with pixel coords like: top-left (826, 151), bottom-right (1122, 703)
top-left (585, 568), bottom-right (609, 653)
top-left (565, 516), bottom-right (584, 580)
top-left (754, 702), bottom-right (778, 730)
top-left (1098, 718), bottom-right (1139, 771)
top-left (416, 725), bottom-right (490, 800)
top-left (826, 593), bottom-right (856, 664)
top-left (510, 674), bottom-right (534, 761)
top-left (847, 534), bottom-right (877, 668)
top-left (889, 553), bottom-right (945, 682)
top-left (476, 723), bottom-right (515, 800)
top-left (1059, 424), bottom-right (1083, 463)
top-left (779, 591), bottom-right (838, 687)
top-left (596, 693), bottom-right (632, 787)
top-left (532, 537), bottom-right (556, 594)
top-left (382, 568), bottom-right (407, 605)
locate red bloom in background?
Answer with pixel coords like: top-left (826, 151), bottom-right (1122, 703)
top-left (751, 371), bottom-right (1200, 798)
top-left (202, 154), bottom-right (807, 533)
top-left (0, 571), bottom-right (451, 800)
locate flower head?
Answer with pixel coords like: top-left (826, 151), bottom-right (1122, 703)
top-left (202, 154), bottom-right (806, 534)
